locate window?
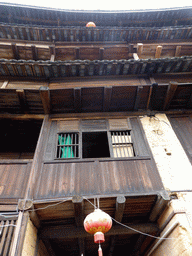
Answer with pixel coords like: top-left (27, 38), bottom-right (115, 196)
top-left (57, 132), bottom-right (79, 159)
top-left (0, 119), bottom-right (42, 159)
top-left (55, 119), bottom-right (136, 160)
top-left (111, 130), bottom-right (134, 158)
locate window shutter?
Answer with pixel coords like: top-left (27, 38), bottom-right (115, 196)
top-left (130, 117), bottom-right (150, 157)
top-left (81, 119), bottom-right (107, 131)
top-left (0, 214), bottom-right (18, 255)
top-left (108, 118), bottom-right (131, 130)
top-left (44, 120), bottom-right (57, 160)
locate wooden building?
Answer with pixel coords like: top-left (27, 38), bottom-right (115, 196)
top-left (0, 3), bottom-right (192, 255)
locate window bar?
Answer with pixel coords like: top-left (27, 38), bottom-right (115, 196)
top-left (122, 131), bottom-right (127, 157)
top-left (116, 131), bottom-right (120, 158)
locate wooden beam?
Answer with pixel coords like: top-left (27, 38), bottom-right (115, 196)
top-left (109, 196), bottom-right (126, 256)
top-left (72, 195), bottom-right (84, 227)
top-left (133, 53), bottom-right (139, 60)
top-left (39, 86), bottom-right (51, 114)
top-left (115, 196), bottom-right (126, 222)
top-left (49, 46), bottom-right (55, 62)
top-left (155, 46), bottom-right (162, 59)
top-left (1, 80), bottom-right (9, 88)
top-left (11, 44), bottom-right (20, 60)
top-left (103, 86), bottom-right (112, 112)
top-left (137, 43), bottom-right (143, 58)
top-left (74, 88), bottom-right (82, 113)
top-left (134, 86), bottom-right (143, 111)
top-left (76, 47), bottom-right (80, 60)
top-left (99, 48), bottom-right (104, 60)
top-left (42, 240), bottom-right (56, 256)
top-left (149, 191), bottom-right (170, 222)
top-left (40, 223), bottom-right (159, 240)
top-left (16, 89), bottom-right (28, 113)
top-left (31, 45), bottom-right (38, 61)
top-left (175, 46), bottom-right (181, 57)
top-left (163, 82), bottom-right (178, 110)
top-left (72, 196), bottom-right (85, 256)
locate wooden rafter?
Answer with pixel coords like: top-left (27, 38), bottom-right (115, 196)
top-left (134, 86), bottom-right (143, 111)
top-left (109, 196), bottom-right (126, 256)
top-left (11, 43), bottom-right (20, 60)
top-left (137, 43), bottom-right (143, 58)
top-left (39, 86), bottom-right (51, 114)
top-left (163, 82), bottom-right (178, 110)
top-left (155, 46), bottom-right (162, 59)
top-left (49, 45), bottom-right (55, 62)
top-left (31, 45), bottom-right (38, 61)
top-left (72, 196), bottom-right (85, 256)
top-left (40, 223), bottom-right (159, 240)
top-left (74, 88), bottom-right (82, 113)
top-left (175, 46), bottom-right (181, 57)
top-left (16, 89), bottom-right (29, 113)
top-left (103, 86), bottom-right (112, 112)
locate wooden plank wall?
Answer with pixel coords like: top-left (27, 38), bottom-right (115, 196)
top-left (34, 159), bottom-right (164, 200)
top-left (168, 115), bottom-right (192, 164)
top-left (0, 162), bottom-right (31, 201)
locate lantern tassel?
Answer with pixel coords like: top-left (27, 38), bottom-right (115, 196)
top-left (98, 244), bottom-right (103, 256)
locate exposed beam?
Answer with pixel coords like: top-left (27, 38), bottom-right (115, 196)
top-left (16, 89), bottom-right (29, 113)
top-left (115, 196), bottom-right (126, 222)
top-left (133, 53), bottom-right (139, 60)
top-left (149, 191), bottom-right (170, 222)
top-left (137, 43), bottom-right (143, 58)
top-left (39, 86), bottom-right (51, 114)
top-left (40, 223), bottom-right (159, 240)
top-left (31, 45), bottom-right (38, 61)
top-left (99, 48), bottom-right (104, 60)
top-left (1, 80), bottom-right (9, 88)
top-left (42, 240), bottom-right (56, 256)
top-left (175, 46), bottom-right (181, 57)
top-left (49, 45), bottom-right (55, 62)
top-left (109, 196), bottom-right (126, 256)
top-left (155, 46), bottom-right (162, 59)
top-left (134, 86), bottom-right (143, 111)
top-left (74, 88), bottom-right (82, 113)
top-left (11, 43), bottom-right (20, 60)
top-left (103, 86), bottom-right (112, 112)
top-left (76, 47), bottom-right (80, 60)
top-left (72, 195), bottom-right (84, 227)
top-left (149, 82), bottom-right (158, 110)
top-left (72, 196), bottom-right (85, 256)
top-left (163, 82), bottom-right (178, 110)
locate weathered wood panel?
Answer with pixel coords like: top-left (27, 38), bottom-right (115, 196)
top-left (0, 162), bottom-right (31, 200)
top-left (34, 159), bottom-right (164, 200)
top-left (168, 115), bottom-right (192, 164)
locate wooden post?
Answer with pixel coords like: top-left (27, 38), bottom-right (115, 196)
top-left (175, 46), bottom-right (181, 57)
top-left (1, 81), bottom-right (9, 88)
top-left (39, 86), bottom-right (51, 114)
top-left (137, 43), bottom-right (143, 58)
top-left (155, 45), bottom-right (162, 58)
top-left (163, 82), bottom-right (178, 110)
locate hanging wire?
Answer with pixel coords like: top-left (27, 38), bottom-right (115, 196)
top-left (83, 196), bottom-right (176, 241)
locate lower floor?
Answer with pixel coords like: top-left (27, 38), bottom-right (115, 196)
top-left (1, 192), bottom-right (192, 256)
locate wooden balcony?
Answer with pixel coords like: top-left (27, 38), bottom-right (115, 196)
top-left (33, 157), bottom-right (164, 201)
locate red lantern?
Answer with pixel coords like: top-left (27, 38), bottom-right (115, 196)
top-left (84, 209), bottom-right (112, 256)
top-left (86, 22), bottom-right (96, 27)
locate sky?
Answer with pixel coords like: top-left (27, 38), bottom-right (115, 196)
top-left (1, 0), bottom-right (192, 11)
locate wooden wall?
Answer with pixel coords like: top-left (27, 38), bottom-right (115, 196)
top-left (0, 162), bottom-right (31, 202)
top-left (32, 116), bottom-right (165, 201)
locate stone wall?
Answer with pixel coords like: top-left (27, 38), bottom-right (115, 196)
top-left (21, 218), bottom-right (49, 256)
top-left (140, 114), bottom-right (192, 191)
